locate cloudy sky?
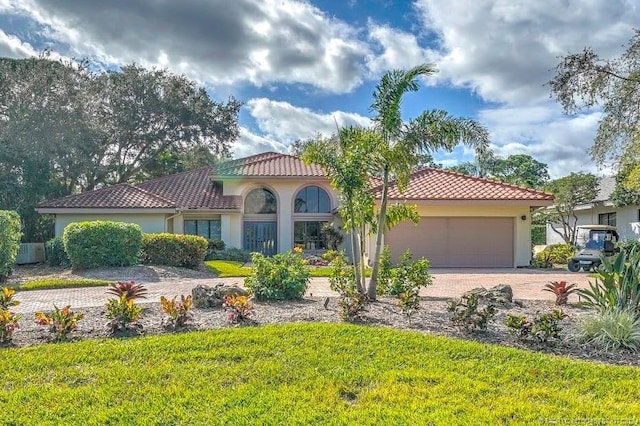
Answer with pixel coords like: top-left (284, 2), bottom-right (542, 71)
top-left (0, 0), bottom-right (637, 178)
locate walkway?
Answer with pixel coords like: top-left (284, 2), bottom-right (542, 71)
top-left (13, 268), bottom-right (594, 313)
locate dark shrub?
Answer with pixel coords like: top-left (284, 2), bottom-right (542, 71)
top-left (45, 236), bottom-right (70, 267)
top-left (531, 225), bottom-right (546, 246)
top-left (141, 233), bottom-right (208, 269)
top-left (206, 247), bottom-right (252, 263)
top-left (63, 221), bottom-right (143, 269)
top-left (204, 239), bottom-right (226, 260)
top-left (0, 210), bottom-right (22, 282)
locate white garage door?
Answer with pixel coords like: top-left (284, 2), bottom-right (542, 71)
top-left (385, 217), bottom-right (514, 267)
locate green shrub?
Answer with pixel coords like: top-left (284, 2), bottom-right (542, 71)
top-left (34, 305), bottom-right (84, 342)
top-left (531, 225), bottom-right (546, 246)
top-left (535, 243), bottom-right (576, 265)
top-left (578, 250), bottom-right (640, 313)
top-left (320, 249), bottom-right (340, 263)
top-left (448, 294), bottom-right (496, 332)
top-left (618, 239), bottom-right (640, 255)
top-left (578, 308), bottom-right (640, 351)
top-left (0, 210), bottom-right (22, 282)
top-left (244, 248), bottom-right (310, 300)
top-left (45, 236), bottom-right (70, 267)
top-left (329, 251), bottom-right (367, 321)
top-left (63, 221), bottom-right (143, 269)
top-left (206, 247), bottom-right (252, 263)
top-left (141, 233), bottom-right (208, 268)
top-left (506, 310), bottom-right (567, 343)
top-left (376, 245), bottom-right (393, 296)
top-left (203, 239), bottom-right (226, 260)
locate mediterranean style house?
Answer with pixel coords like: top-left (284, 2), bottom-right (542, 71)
top-left (546, 177), bottom-right (640, 246)
top-left (37, 152), bottom-right (554, 268)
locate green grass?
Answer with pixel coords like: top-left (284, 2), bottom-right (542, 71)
top-left (0, 323), bottom-right (638, 425)
top-left (15, 278), bottom-right (114, 291)
top-left (205, 260), bottom-right (371, 278)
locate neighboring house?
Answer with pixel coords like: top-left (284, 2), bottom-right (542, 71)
top-left (37, 152), bottom-right (553, 268)
top-left (546, 177), bottom-right (640, 246)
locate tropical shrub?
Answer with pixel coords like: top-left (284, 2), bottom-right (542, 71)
top-left (203, 239), bottom-right (226, 260)
top-left (223, 294), bottom-right (255, 324)
top-left (534, 243), bottom-right (576, 266)
top-left (106, 281), bottom-right (148, 301)
top-left (320, 249), bottom-right (340, 263)
top-left (577, 250), bottom-right (640, 314)
top-left (531, 250), bottom-right (553, 269)
top-left (63, 221), bottom-right (143, 269)
top-left (34, 305), bottom-right (84, 342)
top-left (543, 281), bottom-right (579, 305)
top-left (329, 251), bottom-right (367, 321)
top-left (106, 295), bottom-right (143, 332)
top-left (160, 295), bottom-right (193, 328)
top-left (618, 239), bottom-right (640, 256)
top-left (531, 224), bottom-right (546, 246)
top-left (206, 247), bottom-right (252, 263)
top-left (506, 310), bottom-right (567, 343)
top-left (141, 233), bottom-right (208, 268)
top-left (578, 308), bottom-right (640, 351)
top-left (0, 309), bottom-right (21, 343)
top-left (376, 245), bottom-right (393, 296)
top-left (45, 236), bottom-right (70, 267)
top-left (448, 294), bottom-right (496, 332)
top-left (0, 210), bottom-right (22, 282)
top-left (0, 287), bottom-right (20, 310)
top-left (244, 248), bottom-right (310, 300)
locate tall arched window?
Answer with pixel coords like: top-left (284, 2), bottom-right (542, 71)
top-left (293, 186), bottom-right (333, 251)
top-left (294, 186), bottom-right (330, 213)
top-left (245, 188), bottom-right (277, 214)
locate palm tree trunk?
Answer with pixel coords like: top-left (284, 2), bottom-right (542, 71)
top-left (368, 166), bottom-right (389, 300)
top-left (347, 202), bottom-right (364, 294)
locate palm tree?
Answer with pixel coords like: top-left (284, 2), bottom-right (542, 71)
top-left (367, 64), bottom-right (490, 300)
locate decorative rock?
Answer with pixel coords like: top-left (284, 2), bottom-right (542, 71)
top-left (192, 283), bottom-right (250, 308)
top-left (463, 284), bottom-right (513, 305)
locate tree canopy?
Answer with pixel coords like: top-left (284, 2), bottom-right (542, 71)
top-left (0, 57), bottom-right (241, 241)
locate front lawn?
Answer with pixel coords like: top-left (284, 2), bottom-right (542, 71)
top-left (13, 278), bottom-right (114, 291)
top-left (205, 260), bottom-right (370, 278)
top-left (1, 323), bottom-right (638, 424)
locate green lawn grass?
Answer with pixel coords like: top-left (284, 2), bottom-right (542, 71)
top-left (205, 260), bottom-right (370, 278)
top-left (0, 323), bottom-right (638, 425)
top-left (14, 278), bottom-right (114, 291)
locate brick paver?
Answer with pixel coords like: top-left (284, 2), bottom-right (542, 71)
top-left (13, 268), bottom-right (593, 313)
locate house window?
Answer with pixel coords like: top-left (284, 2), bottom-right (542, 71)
top-left (294, 186), bottom-right (330, 213)
top-left (245, 188), bottom-right (277, 214)
top-left (598, 212), bottom-right (617, 227)
top-left (184, 219), bottom-right (221, 240)
top-left (294, 221), bottom-right (329, 250)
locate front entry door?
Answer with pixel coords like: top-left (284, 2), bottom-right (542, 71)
top-left (244, 222), bottom-right (277, 256)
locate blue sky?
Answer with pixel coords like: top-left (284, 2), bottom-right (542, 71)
top-left (0, 0), bottom-right (638, 178)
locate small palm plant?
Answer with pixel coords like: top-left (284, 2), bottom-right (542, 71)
top-left (543, 281), bottom-right (578, 305)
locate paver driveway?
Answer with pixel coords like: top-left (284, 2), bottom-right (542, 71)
top-left (13, 268), bottom-right (593, 313)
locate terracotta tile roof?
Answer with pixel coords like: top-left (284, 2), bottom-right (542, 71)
top-left (376, 168), bottom-right (554, 202)
top-left (38, 183), bottom-right (176, 209)
top-left (215, 151), bottom-right (326, 177)
top-left (137, 167), bottom-right (241, 209)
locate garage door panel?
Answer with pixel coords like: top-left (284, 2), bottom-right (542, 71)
top-left (385, 217), bottom-right (514, 268)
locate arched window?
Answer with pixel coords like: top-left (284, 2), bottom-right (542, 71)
top-left (245, 188), bottom-right (277, 214)
top-left (294, 186), bottom-right (330, 213)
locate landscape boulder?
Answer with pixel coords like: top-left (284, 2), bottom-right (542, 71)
top-left (463, 284), bottom-right (513, 305)
top-left (192, 283), bottom-right (250, 308)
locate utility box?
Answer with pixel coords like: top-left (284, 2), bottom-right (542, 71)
top-left (15, 243), bottom-right (45, 264)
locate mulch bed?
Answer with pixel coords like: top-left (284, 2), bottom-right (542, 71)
top-left (4, 296), bottom-right (638, 367)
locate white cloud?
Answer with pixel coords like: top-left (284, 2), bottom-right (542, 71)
top-left (234, 127), bottom-right (289, 158)
top-left (246, 98), bottom-right (371, 144)
top-left (365, 22), bottom-right (437, 74)
top-left (414, 0), bottom-right (640, 104)
top-left (0, 29), bottom-right (37, 58)
top-left (6, 0), bottom-right (369, 93)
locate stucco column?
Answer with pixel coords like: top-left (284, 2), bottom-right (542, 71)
top-left (278, 188), bottom-right (294, 253)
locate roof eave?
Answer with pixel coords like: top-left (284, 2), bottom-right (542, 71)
top-left (382, 198), bottom-right (554, 206)
top-left (37, 207), bottom-right (178, 214)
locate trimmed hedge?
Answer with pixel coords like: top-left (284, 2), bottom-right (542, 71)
top-left (206, 247), bottom-right (252, 263)
top-left (63, 221), bottom-right (143, 269)
top-left (141, 233), bottom-right (208, 269)
top-left (45, 236), bottom-right (70, 267)
top-left (0, 210), bottom-right (22, 282)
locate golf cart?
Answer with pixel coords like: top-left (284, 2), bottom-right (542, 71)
top-left (568, 225), bottom-right (619, 272)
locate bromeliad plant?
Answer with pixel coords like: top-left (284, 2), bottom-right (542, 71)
top-left (223, 294), bottom-right (255, 324)
top-left (106, 280), bottom-right (148, 302)
top-left (34, 305), bottom-right (84, 342)
top-left (543, 281), bottom-right (579, 305)
top-left (160, 295), bottom-right (193, 328)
